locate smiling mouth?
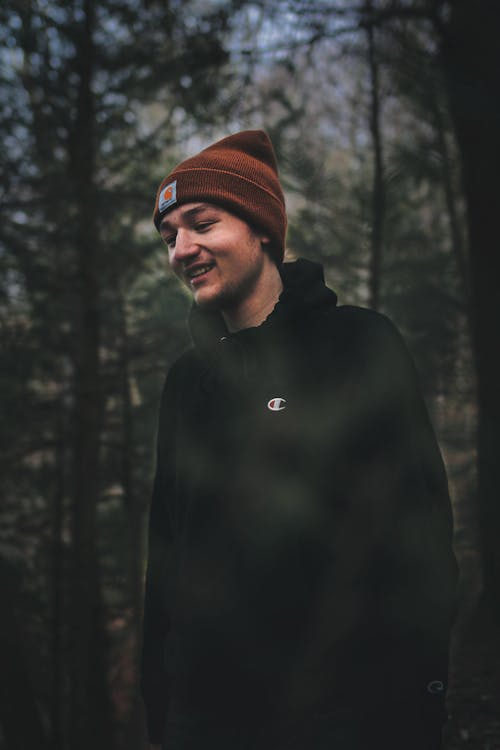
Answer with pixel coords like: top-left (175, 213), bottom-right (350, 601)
top-left (186, 263), bottom-right (215, 281)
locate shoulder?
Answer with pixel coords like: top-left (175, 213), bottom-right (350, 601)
top-left (169, 346), bottom-right (200, 376)
top-left (310, 304), bottom-right (421, 402)
top-left (165, 345), bottom-right (203, 382)
top-left (155, 348), bottom-right (203, 437)
top-left (317, 303), bottom-right (408, 356)
top-left (158, 346), bottom-right (201, 407)
top-left (331, 304), bottom-right (399, 335)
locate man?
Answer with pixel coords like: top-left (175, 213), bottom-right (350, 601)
top-left (141, 130), bottom-right (457, 750)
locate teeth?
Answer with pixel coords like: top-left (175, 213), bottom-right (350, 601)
top-left (189, 265), bottom-right (213, 279)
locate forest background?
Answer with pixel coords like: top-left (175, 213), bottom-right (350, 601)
top-left (1, 1), bottom-right (500, 749)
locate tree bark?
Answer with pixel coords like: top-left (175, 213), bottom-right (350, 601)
top-left (366, 0), bottom-right (385, 310)
top-left (0, 559), bottom-right (50, 750)
top-left (118, 288), bottom-right (148, 750)
top-left (429, 83), bottom-right (469, 306)
top-left (441, 0), bottom-right (500, 619)
top-left (51, 399), bottom-right (66, 750)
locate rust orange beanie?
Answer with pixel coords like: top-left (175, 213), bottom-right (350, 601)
top-left (153, 130), bottom-right (287, 264)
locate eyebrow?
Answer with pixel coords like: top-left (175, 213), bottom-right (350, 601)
top-left (159, 204), bottom-right (216, 232)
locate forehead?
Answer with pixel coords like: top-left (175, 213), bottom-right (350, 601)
top-left (159, 202), bottom-right (223, 231)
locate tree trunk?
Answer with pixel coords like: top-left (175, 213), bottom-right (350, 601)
top-left (366, 0), bottom-right (385, 310)
top-left (429, 83), bottom-right (469, 306)
top-left (51, 399), bottom-right (66, 750)
top-left (69, 1), bottom-right (114, 748)
top-left (118, 288), bottom-right (148, 750)
top-left (0, 559), bottom-right (50, 750)
top-left (441, 0), bottom-right (500, 619)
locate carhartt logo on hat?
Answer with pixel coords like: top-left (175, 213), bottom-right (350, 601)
top-left (159, 180), bottom-right (177, 213)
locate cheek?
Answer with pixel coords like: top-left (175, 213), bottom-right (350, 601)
top-left (167, 249), bottom-right (178, 271)
top-left (168, 258), bottom-right (184, 283)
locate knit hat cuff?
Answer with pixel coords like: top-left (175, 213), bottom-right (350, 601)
top-left (154, 170), bottom-right (286, 261)
top-left (176, 166), bottom-right (285, 202)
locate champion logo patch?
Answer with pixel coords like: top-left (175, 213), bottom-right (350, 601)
top-left (426, 680), bottom-right (445, 694)
top-left (159, 180), bottom-right (177, 213)
top-left (267, 397), bottom-right (286, 412)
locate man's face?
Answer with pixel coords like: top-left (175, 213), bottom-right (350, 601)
top-left (159, 202), bottom-right (271, 310)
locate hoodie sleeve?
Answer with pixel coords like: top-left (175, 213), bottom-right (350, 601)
top-left (351, 310), bottom-right (458, 744)
top-left (140, 367), bottom-right (179, 744)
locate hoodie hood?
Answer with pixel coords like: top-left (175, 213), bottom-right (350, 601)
top-left (188, 258), bottom-right (337, 354)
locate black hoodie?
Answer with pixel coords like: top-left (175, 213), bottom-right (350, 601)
top-left (141, 259), bottom-right (457, 749)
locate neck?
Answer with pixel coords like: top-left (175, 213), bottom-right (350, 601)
top-left (222, 262), bottom-right (283, 332)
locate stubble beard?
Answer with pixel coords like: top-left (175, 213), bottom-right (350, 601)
top-left (195, 250), bottom-right (265, 316)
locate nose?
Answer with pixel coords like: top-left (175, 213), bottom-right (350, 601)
top-left (170, 228), bottom-right (200, 267)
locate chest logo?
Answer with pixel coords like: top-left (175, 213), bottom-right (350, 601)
top-left (426, 680), bottom-right (445, 694)
top-left (267, 397), bottom-right (287, 412)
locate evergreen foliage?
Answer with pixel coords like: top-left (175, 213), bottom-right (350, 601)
top-left (1, 1), bottom-right (231, 747)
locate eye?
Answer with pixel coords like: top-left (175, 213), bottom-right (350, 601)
top-left (163, 233), bottom-right (176, 249)
top-left (194, 220), bottom-right (215, 233)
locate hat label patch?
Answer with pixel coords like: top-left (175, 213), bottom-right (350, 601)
top-left (159, 180), bottom-right (177, 213)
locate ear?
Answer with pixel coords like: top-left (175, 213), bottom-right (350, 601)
top-left (260, 235), bottom-right (271, 247)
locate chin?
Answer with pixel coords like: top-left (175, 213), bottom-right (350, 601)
top-left (193, 287), bottom-right (225, 309)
